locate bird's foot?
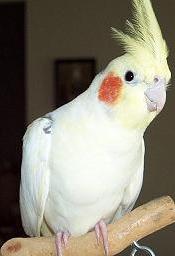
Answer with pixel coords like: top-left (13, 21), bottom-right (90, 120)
top-left (55, 231), bottom-right (70, 256)
top-left (95, 219), bottom-right (109, 256)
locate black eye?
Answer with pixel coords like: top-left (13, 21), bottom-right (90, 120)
top-left (125, 71), bottom-right (135, 82)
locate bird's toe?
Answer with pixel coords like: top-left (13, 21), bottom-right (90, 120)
top-left (55, 231), bottom-right (70, 256)
top-left (95, 219), bottom-right (109, 256)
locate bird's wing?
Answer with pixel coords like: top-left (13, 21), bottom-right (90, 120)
top-left (20, 116), bottom-right (52, 236)
top-left (112, 139), bottom-right (145, 222)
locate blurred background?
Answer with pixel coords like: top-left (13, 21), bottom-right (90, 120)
top-left (0, 0), bottom-right (174, 255)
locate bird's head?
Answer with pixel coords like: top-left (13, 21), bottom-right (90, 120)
top-left (93, 0), bottom-right (171, 131)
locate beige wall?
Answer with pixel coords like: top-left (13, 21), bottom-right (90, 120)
top-left (25, 0), bottom-right (175, 254)
top-left (26, 0), bottom-right (130, 121)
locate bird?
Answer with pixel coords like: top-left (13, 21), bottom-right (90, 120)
top-left (20, 0), bottom-right (171, 255)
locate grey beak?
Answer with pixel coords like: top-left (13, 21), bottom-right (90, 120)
top-left (144, 77), bottom-right (166, 113)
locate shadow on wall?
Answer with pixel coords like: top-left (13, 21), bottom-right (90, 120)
top-left (0, 2), bottom-right (26, 245)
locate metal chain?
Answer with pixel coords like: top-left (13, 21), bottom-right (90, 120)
top-left (131, 241), bottom-right (156, 256)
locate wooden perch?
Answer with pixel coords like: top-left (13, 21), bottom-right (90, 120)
top-left (1, 196), bottom-right (175, 256)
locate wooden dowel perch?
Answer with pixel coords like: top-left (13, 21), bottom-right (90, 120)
top-left (1, 196), bottom-right (175, 256)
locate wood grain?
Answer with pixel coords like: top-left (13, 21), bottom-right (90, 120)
top-left (1, 196), bottom-right (175, 256)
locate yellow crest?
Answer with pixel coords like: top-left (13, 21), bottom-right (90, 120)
top-left (112, 0), bottom-right (168, 63)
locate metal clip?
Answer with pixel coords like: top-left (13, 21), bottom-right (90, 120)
top-left (131, 241), bottom-right (156, 256)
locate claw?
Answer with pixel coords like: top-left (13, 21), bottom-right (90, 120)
top-left (55, 231), bottom-right (70, 256)
top-left (95, 220), bottom-right (109, 256)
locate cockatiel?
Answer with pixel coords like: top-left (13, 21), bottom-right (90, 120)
top-left (20, 0), bottom-right (171, 255)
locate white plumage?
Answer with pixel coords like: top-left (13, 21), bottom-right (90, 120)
top-left (20, 117), bottom-right (52, 236)
top-left (20, 0), bottom-right (171, 254)
top-left (20, 74), bottom-right (145, 236)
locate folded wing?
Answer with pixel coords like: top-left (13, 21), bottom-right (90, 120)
top-left (20, 117), bottom-right (52, 236)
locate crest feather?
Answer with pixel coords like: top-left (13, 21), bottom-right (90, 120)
top-left (112, 0), bottom-right (168, 62)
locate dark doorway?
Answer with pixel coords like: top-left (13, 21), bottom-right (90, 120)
top-left (0, 2), bottom-right (26, 246)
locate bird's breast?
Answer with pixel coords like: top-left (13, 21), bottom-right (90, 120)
top-left (49, 131), bottom-right (143, 205)
top-left (44, 118), bottom-right (144, 235)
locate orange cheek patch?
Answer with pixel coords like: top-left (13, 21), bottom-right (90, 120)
top-left (98, 73), bottom-right (123, 104)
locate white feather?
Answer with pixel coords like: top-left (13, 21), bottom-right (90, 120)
top-left (20, 82), bottom-right (145, 236)
top-left (20, 117), bottom-right (52, 236)
top-left (20, 0), bottom-right (168, 238)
